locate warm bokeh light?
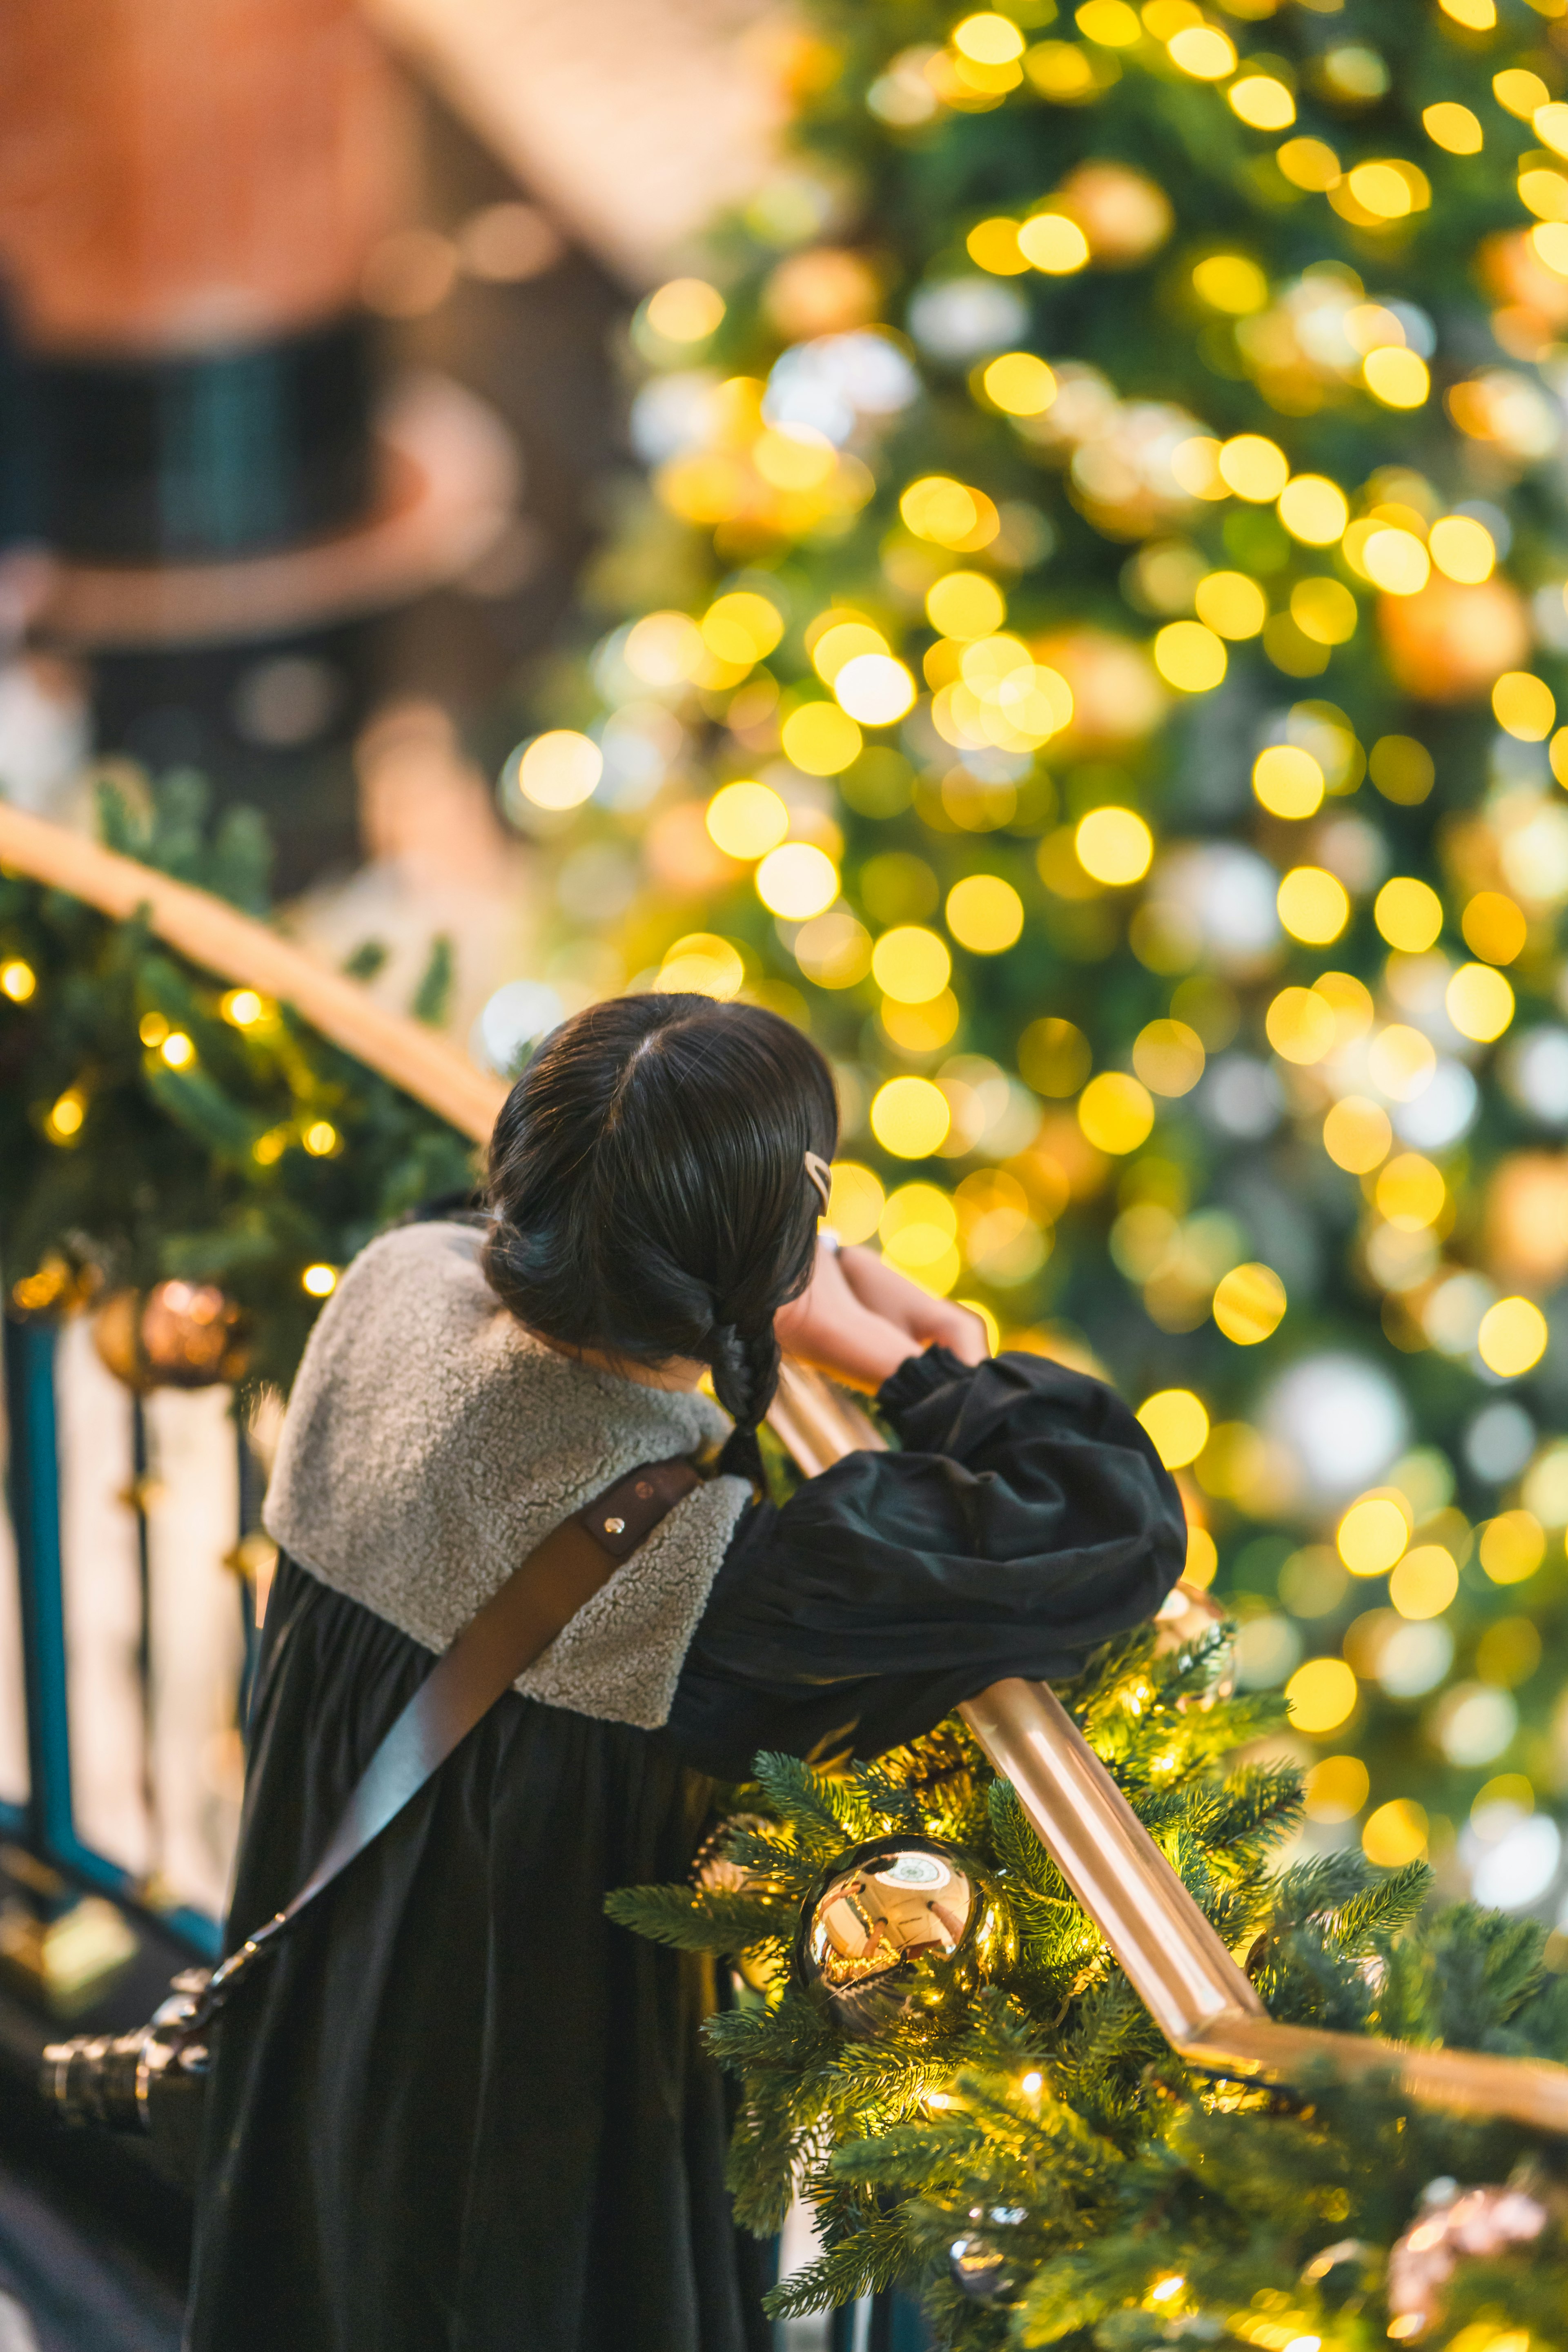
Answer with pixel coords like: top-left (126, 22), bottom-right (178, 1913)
top-left (659, 934), bottom-right (745, 999)
top-left (302, 1263), bottom-right (339, 1297)
top-left (1228, 76), bottom-right (1294, 131)
top-left (1194, 571), bottom-right (1267, 640)
top-left (1277, 474), bottom-right (1349, 546)
top-left (755, 842), bottom-right (839, 918)
top-left (1132, 1019), bottom-right (1205, 1097)
top-left (1478, 1510), bottom-right (1547, 1585)
top-left (1278, 138), bottom-right (1342, 193)
top-left (47, 1088), bottom-right (85, 1141)
top-left (1461, 891), bottom-right (1526, 966)
top-left (1422, 101), bottom-right (1482, 154)
top-left (160, 1031), bottom-right (195, 1069)
top-left (1212, 1263), bottom-right (1286, 1345)
top-left (1265, 987), bottom-right (1335, 1066)
top-left (1018, 212), bottom-right (1091, 273)
top-left (824, 1160), bottom-right (885, 1245)
top-left (900, 475), bottom-right (1000, 549)
top-left (644, 278), bottom-right (726, 342)
top-left (1217, 434), bottom-right (1289, 502)
top-left (794, 913), bottom-right (872, 989)
top-left (952, 11), bottom-right (1024, 62)
top-left (1492, 670), bottom-right (1557, 741)
top-left (1252, 744), bottom-right (1325, 820)
top-left (1076, 807), bottom-right (1153, 884)
top-left (1191, 255), bottom-right (1269, 316)
top-left (1375, 1153), bottom-right (1446, 1232)
top-left (1374, 877), bottom-right (1443, 953)
top-left (1167, 24), bottom-right (1236, 80)
top-left (220, 988), bottom-right (264, 1027)
top-left (967, 218), bottom-right (1028, 274)
top-left (1445, 962), bottom-right (1515, 1043)
top-left (702, 591), bottom-right (784, 665)
top-left (1477, 1296), bottom-right (1549, 1377)
top-left (1368, 735), bottom-right (1435, 806)
top-left (1366, 1024), bottom-right (1437, 1102)
top-left (1363, 347), bottom-right (1429, 409)
top-left (513, 730), bottom-right (603, 810)
top-left (927, 570), bottom-right (1007, 639)
top-left (1389, 1544), bottom-right (1459, 1621)
top-left (871, 1075), bottom-right (952, 1158)
top-left (1153, 621), bottom-right (1227, 691)
top-left (1361, 528), bottom-right (1429, 596)
top-left (0, 959), bottom-right (37, 1002)
top-left (1018, 1016), bottom-right (1091, 1096)
top-left (1304, 1754), bottom-right (1370, 1824)
top-left (834, 654), bottom-right (916, 725)
top-left (1136, 1388), bottom-right (1209, 1469)
top-left (1428, 515), bottom-right (1495, 585)
top-left (946, 875), bottom-right (1023, 953)
top-left (981, 352), bottom-right (1056, 416)
top-left (706, 781), bottom-right (790, 860)
top-left (1286, 1658), bottom-right (1358, 1734)
top-left (1277, 867), bottom-right (1349, 944)
top-left (780, 703), bottom-right (862, 774)
top-left (1337, 1495), bottom-right (1409, 1576)
top-left (1078, 1071), bottom-right (1154, 1154)
top-left (1323, 1096), bottom-right (1392, 1174)
top-left (1362, 1799), bottom-right (1428, 1867)
top-left (872, 925), bottom-right (952, 1003)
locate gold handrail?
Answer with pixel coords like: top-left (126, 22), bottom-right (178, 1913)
top-left (0, 804), bottom-right (507, 1143)
top-left (5, 805), bottom-right (1567, 2132)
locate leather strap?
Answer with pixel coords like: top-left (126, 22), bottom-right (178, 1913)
top-left (202, 1453), bottom-right (701, 2013)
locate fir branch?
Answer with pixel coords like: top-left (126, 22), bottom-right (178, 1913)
top-left (601, 1882), bottom-right (788, 1953)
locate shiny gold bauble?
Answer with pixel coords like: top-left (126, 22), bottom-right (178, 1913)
top-left (1378, 574), bottom-right (1530, 704)
top-left (93, 1282), bottom-right (247, 1390)
top-left (793, 1837), bottom-right (1014, 2041)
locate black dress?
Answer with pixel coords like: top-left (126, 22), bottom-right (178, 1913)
top-left (186, 1347), bottom-right (1183, 2352)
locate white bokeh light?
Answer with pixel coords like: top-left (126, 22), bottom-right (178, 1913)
top-left (1261, 1353), bottom-right (1410, 1504)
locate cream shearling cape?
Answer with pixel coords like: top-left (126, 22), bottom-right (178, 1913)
top-left (263, 1220), bottom-right (752, 1730)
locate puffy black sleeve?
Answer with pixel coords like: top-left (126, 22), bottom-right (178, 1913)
top-left (664, 1345), bottom-right (1186, 1779)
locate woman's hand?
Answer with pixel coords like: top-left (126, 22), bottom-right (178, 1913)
top-left (835, 1243), bottom-right (990, 1366)
top-left (774, 1241), bottom-right (922, 1392)
top-left (774, 1240), bottom-right (990, 1391)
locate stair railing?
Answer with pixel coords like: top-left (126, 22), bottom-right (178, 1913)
top-left (4, 801), bottom-right (1566, 2133)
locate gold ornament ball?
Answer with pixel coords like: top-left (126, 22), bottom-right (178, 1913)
top-left (1378, 574), bottom-right (1530, 704)
top-left (94, 1282), bottom-right (247, 1390)
top-left (1056, 162), bottom-right (1172, 265)
top-left (793, 1837), bottom-right (1014, 2040)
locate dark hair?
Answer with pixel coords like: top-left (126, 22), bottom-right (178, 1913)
top-left (483, 994), bottom-right (838, 1431)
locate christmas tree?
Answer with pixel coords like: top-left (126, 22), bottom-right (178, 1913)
top-left (514, 0), bottom-right (1568, 1909)
top-left (608, 1610), bottom-right (1568, 2345)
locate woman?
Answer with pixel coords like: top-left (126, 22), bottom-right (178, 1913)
top-left (187, 993), bottom-right (1184, 2352)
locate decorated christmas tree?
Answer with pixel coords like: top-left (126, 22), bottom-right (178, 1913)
top-left (508, 0), bottom-right (1568, 1908)
top-left (609, 1612), bottom-right (1568, 2346)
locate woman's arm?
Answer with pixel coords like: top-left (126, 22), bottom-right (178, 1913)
top-left (668, 1339), bottom-right (1187, 1776)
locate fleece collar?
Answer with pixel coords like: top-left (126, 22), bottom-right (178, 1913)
top-left (263, 1221), bottom-right (750, 1729)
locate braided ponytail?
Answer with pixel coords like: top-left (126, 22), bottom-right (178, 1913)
top-left (708, 1319), bottom-right (783, 1432)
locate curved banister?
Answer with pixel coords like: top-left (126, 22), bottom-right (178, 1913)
top-left (4, 803), bottom-right (1567, 2132)
top-left (0, 803), bottom-right (506, 1142)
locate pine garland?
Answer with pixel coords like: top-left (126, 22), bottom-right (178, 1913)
top-left (0, 778), bottom-right (476, 1393)
top-left (609, 1618), bottom-right (1568, 2345)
